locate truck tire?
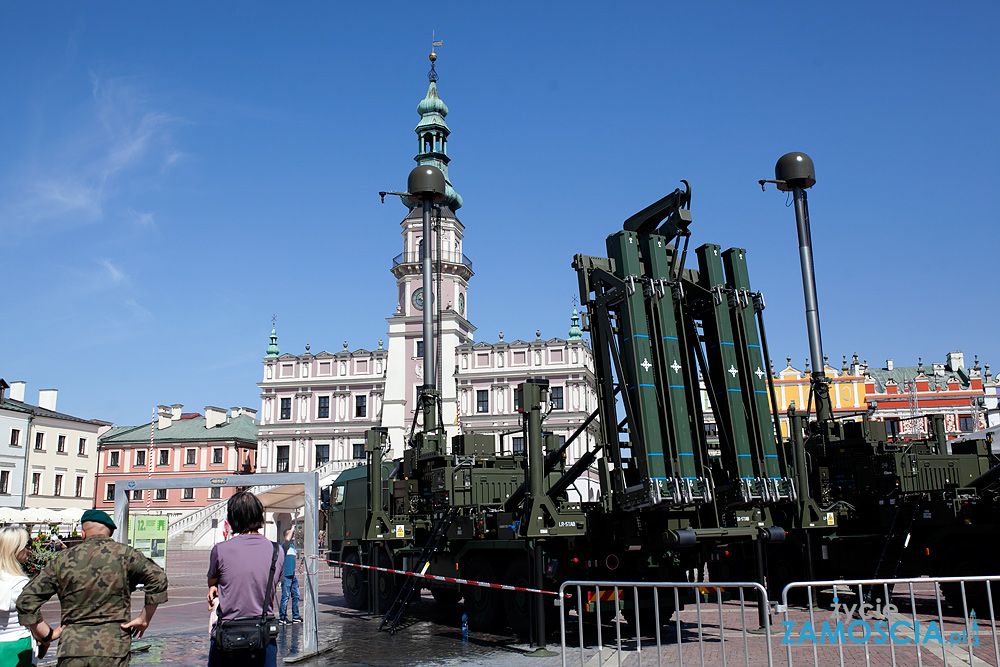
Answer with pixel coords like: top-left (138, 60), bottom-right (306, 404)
top-left (375, 551), bottom-right (401, 614)
top-left (342, 551), bottom-right (367, 610)
top-left (503, 554), bottom-right (532, 638)
top-left (940, 547), bottom-right (993, 615)
top-left (464, 555), bottom-right (505, 631)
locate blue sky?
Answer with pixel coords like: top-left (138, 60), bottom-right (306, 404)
top-left (1, 2), bottom-right (997, 424)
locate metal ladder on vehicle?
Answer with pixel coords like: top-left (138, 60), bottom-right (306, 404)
top-left (864, 496), bottom-right (921, 604)
top-left (379, 507), bottom-right (460, 633)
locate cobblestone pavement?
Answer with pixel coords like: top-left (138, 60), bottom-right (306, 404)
top-left (31, 570), bottom-right (999, 667)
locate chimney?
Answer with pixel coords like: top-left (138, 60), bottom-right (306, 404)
top-left (205, 406), bottom-right (227, 429)
top-left (0, 379), bottom-right (7, 401)
top-left (946, 351), bottom-right (965, 371)
top-left (10, 381), bottom-right (26, 402)
top-left (157, 405), bottom-right (172, 429)
top-left (230, 407), bottom-right (241, 420)
top-left (171, 404), bottom-right (184, 420)
top-left (886, 359), bottom-right (894, 371)
top-left (242, 407), bottom-right (257, 420)
top-left (38, 389), bottom-right (57, 411)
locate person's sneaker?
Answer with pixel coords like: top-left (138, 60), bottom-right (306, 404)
top-left (279, 618), bottom-right (290, 625)
top-left (291, 618), bottom-right (303, 624)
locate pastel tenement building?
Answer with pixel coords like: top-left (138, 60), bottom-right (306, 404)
top-left (257, 62), bottom-right (599, 494)
top-left (771, 352), bottom-right (989, 440)
top-left (0, 380), bottom-right (110, 511)
top-left (95, 404), bottom-right (258, 518)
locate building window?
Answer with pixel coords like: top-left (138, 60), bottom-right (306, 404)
top-left (186, 449), bottom-right (197, 465)
top-left (513, 388), bottom-right (522, 411)
top-left (155, 488), bottom-right (167, 500)
top-left (34, 433), bottom-right (44, 450)
top-left (318, 396), bottom-right (330, 419)
top-left (352, 442), bottom-right (365, 459)
top-left (159, 449), bottom-right (169, 466)
top-left (417, 341), bottom-right (424, 358)
top-left (280, 398), bottom-right (291, 420)
top-left (57, 435), bottom-right (66, 453)
top-left (54, 475), bottom-right (63, 496)
top-left (133, 489), bottom-right (142, 501)
top-left (0, 471), bottom-right (8, 494)
top-left (9, 430), bottom-right (19, 447)
top-left (213, 448), bottom-right (223, 464)
top-left (512, 436), bottom-right (525, 455)
top-left (959, 415), bottom-right (974, 431)
top-left (551, 387), bottom-right (564, 410)
top-left (316, 444), bottom-right (329, 467)
top-left (109, 451), bottom-right (120, 467)
top-left (885, 418), bottom-right (900, 438)
top-left (183, 488), bottom-right (194, 500)
top-left (78, 437), bottom-right (86, 455)
top-left (355, 396), bottom-right (367, 418)
top-left (76, 477), bottom-right (84, 497)
top-left (277, 445), bottom-right (289, 472)
top-left (476, 390), bottom-right (489, 413)
top-left (105, 482), bottom-right (115, 501)
top-left (209, 487), bottom-right (221, 500)
top-left (135, 450), bottom-right (146, 467)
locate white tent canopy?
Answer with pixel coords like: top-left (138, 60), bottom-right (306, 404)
top-left (0, 507), bottom-right (84, 525)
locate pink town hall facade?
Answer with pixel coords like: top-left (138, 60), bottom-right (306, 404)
top-left (256, 64), bottom-right (598, 491)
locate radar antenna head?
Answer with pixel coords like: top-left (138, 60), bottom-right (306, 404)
top-left (408, 165), bottom-right (446, 203)
top-left (774, 152), bottom-right (816, 191)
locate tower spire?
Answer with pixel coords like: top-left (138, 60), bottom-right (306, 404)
top-left (403, 46), bottom-right (463, 211)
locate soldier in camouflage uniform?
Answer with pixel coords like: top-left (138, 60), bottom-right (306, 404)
top-left (17, 509), bottom-right (168, 667)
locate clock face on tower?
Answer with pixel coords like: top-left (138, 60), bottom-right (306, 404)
top-left (411, 287), bottom-right (433, 311)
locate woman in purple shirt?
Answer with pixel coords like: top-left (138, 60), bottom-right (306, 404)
top-left (206, 491), bottom-right (283, 666)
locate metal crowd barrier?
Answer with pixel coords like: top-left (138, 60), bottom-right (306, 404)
top-left (779, 576), bottom-right (1000, 667)
top-left (558, 580), bottom-right (773, 667)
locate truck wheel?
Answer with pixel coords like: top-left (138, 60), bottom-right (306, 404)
top-left (464, 555), bottom-right (504, 631)
top-left (940, 547), bottom-right (993, 615)
top-left (503, 554), bottom-right (532, 638)
top-left (342, 551), bottom-right (367, 610)
top-left (431, 587), bottom-right (463, 604)
top-left (375, 551), bottom-right (401, 614)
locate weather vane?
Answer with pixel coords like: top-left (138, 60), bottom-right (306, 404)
top-left (271, 314), bottom-right (276, 327)
top-left (429, 31), bottom-right (443, 82)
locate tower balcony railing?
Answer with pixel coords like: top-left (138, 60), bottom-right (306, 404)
top-left (392, 251), bottom-right (473, 272)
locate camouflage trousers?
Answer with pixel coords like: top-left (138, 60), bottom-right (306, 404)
top-left (58, 657), bottom-right (129, 667)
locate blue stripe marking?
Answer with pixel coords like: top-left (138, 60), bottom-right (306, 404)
top-left (737, 454), bottom-right (751, 457)
top-left (623, 337), bottom-right (630, 342)
top-left (727, 389), bottom-right (742, 393)
top-left (668, 385), bottom-right (685, 389)
top-left (682, 477), bottom-right (698, 480)
top-left (662, 336), bottom-right (678, 340)
top-left (678, 453), bottom-right (694, 456)
top-left (721, 341), bottom-right (735, 346)
top-left (741, 477), bottom-right (755, 480)
top-left (748, 344), bottom-right (760, 348)
top-left (764, 455), bottom-right (778, 458)
top-left (648, 452), bottom-right (664, 456)
top-left (650, 477), bottom-right (669, 480)
top-left (639, 384), bottom-right (655, 387)
top-left (755, 390), bottom-right (767, 394)
top-left (634, 334), bottom-right (649, 338)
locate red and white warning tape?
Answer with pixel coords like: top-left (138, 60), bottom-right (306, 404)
top-left (308, 555), bottom-right (563, 597)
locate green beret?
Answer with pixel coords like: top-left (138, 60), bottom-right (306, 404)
top-left (81, 509), bottom-right (117, 531)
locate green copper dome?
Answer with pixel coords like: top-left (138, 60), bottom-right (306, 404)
top-left (569, 308), bottom-right (583, 340)
top-left (265, 327), bottom-right (280, 358)
top-left (403, 69), bottom-right (463, 212)
top-left (417, 82), bottom-right (449, 117)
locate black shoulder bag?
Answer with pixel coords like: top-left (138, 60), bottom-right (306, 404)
top-left (214, 542), bottom-right (280, 652)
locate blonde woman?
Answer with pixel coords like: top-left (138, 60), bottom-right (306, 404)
top-left (0, 526), bottom-right (42, 666)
